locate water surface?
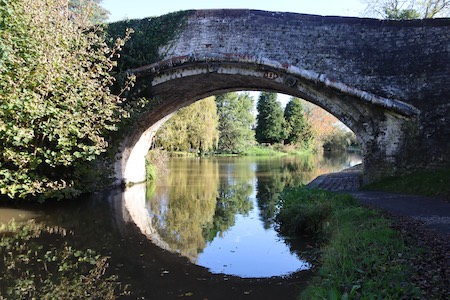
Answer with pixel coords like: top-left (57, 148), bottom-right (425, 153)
top-left (145, 153), bottom-right (361, 277)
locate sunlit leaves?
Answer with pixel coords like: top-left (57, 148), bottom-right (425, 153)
top-left (155, 97), bottom-right (219, 154)
top-left (0, 0), bottom-right (125, 200)
top-left (216, 92), bottom-right (255, 154)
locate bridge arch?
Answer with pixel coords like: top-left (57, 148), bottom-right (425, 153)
top-left (109, 9), bottom-right (450, 185)
top-left (115, 55), bottom-right (418, 185)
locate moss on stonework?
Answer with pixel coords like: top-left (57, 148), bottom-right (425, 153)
top-left (106, 10), bottom-right (193, 72)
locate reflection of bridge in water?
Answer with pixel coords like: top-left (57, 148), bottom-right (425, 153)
top-left (122, 183), bottom-right (172, 253)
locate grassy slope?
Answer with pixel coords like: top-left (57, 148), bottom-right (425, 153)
top-left (277, 188), bottom-right (421, 299)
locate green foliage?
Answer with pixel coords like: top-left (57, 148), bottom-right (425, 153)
top-left (255, 92), bottom-right (286, 144)
top-left (69, 0), bottom-right (110, 24)
top-left (322, 129), bottom-right (359, 152)
top-left (276, 188), bottom-right (421, 299)
top-left (284, 97), bottom-right (313, 147)
top-left (105, 10), bottom-right (192, 71)
top-left (154, 97), bottom-right (219, 155)
top-left (216, 92), bottom-right (255, 154)
top-left (363, 167), bottom-right (450, 199)
top-left (384, 7), bottom-right (420, 19)
top-left (0, 0), bottom-right (126, 200)
top-left (0, 220), bottom-right (125, 299)
top-left (242, 145), bottom-right (286, 157)
top-left (145, 148), bottom-right (168, 181)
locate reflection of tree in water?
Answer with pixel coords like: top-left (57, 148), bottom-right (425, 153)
top-left (255, 156), bottom-right (317, 229)
top-left (146, 153), bottom-right (361, 261)
top-left (147, 158), bottom-right (219, 262)
top-left (203, 180), bottom-right (253, 242)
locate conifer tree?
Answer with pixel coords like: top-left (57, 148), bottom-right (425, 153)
top-left (284, 97), bottom-right (313, 146)
top-left (255, 92), bottom-right (285, 144)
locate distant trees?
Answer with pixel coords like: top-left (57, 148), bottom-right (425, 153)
top-left (255, 93), bottom-right (314, 148)
top-left (363, 0), bottom-right (450, 19)
top-left (0, 0), bottom-right (125, 200)
top-left (154, 97), bottom-right (219, 154)
top-left (154, 92), bottom-right (355, 156)
top-left (255, 92), bottom-right (285, 144)
top-left (216, 92), bottom-right (255, 154)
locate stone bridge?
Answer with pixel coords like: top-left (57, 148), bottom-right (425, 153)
top-left (108, 10), bottom-right (450, 185)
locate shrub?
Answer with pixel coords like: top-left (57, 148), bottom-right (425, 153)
top-left (0, 0), bottom-right (129, 200)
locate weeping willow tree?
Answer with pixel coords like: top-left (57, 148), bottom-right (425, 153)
top-left (154, 97), bottom-right (219, 154)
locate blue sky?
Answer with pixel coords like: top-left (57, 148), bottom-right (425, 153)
top-left (102, 0), bottom-right (366, 22)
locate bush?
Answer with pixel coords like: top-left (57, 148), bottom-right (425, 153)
top-left (0, 0), bottom-right (128, 200)
top-left (322, 129), bottom-right (359, 152)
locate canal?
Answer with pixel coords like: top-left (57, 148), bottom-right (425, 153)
top-left (1, 152), bottom-right (360, 299)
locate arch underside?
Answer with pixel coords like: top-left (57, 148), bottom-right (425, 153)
top-left (131, 56), bottom-right (418, 140)
top-left (118, 57), bottom-right (420, 184)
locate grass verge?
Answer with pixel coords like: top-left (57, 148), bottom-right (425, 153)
top-left (363, 168), bottom-right (450, 199)
top-left (276, 187), bottom-right (421, 299)
top-left (241, 145), bottom-right (286, 156)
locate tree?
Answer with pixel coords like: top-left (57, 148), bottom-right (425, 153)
top-left (215, 92), bottom-right (255, 154)
top-left (155, 97), bottom-right (219, 154)
top-left (284, 97), bottom-right (313, 147)
top-left (255, 92), bottom-right (285, 144)
top-left (69, 0), bottom-right (110, 24)
top-left (363, 0), bottom-right (450, 19)
top-left (0, 0), bottom-right (126, 200)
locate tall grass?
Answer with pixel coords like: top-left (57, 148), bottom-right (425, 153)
top-left (277, 188), bottom-right (421, 299)
top-left (242, 144), bottom-right (315, 157)
top-left (241, 145), bottom-right (286, 156)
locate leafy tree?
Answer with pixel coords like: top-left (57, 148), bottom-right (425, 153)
top-left (284, 97), bottom-right (313, 147)
top-left (155, 97), bottom-right (219, 154)
top-left (255, 92), bottom-right (285, 144)
top-left (363, 0), bottom-right (450, 19)
top-left (69, 0), bottom-right (109, 24)
top-left (0, 0), bottom-right (126, 200)
top-left (215, 92), bottom-right (255, 154)
top-left (322, 129), bottom-right (359, 152)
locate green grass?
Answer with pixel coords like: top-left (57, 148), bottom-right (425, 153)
top-left (363, 168), bottom-right (450, 199)
top-left (241, 145), bottom-right (287, 156)
top-left (276, 188), bottom-right (421, 299)
top-left (241, 144), bottom-right (314, 157)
